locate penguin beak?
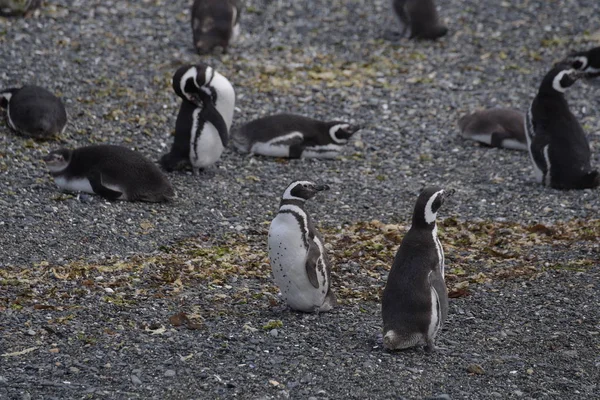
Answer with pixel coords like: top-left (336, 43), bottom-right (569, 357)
top-left (314, 184), bottom-right (330, 192)
top-left (443, 189), bottom-right (456, 199)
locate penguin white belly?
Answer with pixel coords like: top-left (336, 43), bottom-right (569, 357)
top-left (53, 176), bottom-right (125, 199)
top-left (189, 122), bottom-right (224, 168)
top-left (427, 280), bottom-right (441, 340)
top-left (268, 214), bottom-right (326, 311)
top-left (250, 132), bottom-right (304, 157)
top-left (302, 144), bottom-right (343, 159)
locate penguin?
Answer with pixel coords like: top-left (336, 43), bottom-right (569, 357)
top-left (160, 64), bottom-right (235, 175)
top-left (0, 0), bottom-right (41, 16)
top-left (191, 0), bottom-right (241, 55)
top-left (43, 145), bottom-right (175, 202)
top-left (231, 114), bottom-right (361, 159)
top-left (562, 46), bottom-right (600, 81)
top-left (268, 181), bottom-right (336, 313)
top-left (382, 186), bottom-right (453, 352)
top-left (525, 64), bottom-right (599, 190)
top-left (386, 0), bottom-right (448, 41)
top-left (457, 108), bottom-right (527, 151)
top-left (0, 85), bottom-right (67, 139)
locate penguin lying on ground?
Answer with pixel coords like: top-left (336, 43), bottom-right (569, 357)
top-left (231, 114), bottom-right (360, 159)
top-left (562, 46), bottom-right (600, 81)
top-left (44, 145), bottom-right (175, 202)
top-left (0, 85), bottom-right (67, 139)
top-left (191, 0), bottom-right (241, 54)
top-left (268, 181), bottom-right (336, 313)
top-left (382, 186), bottom-right (453, 352)
top-left (0, 0), bottom-right (41, 16)
top-left (525, 63), bottom-right (599, 190)
top-left (458, 108), bottom-right (527, 151)
top-left (385, 0), bottom-right (447, 41)
top-left (160, 64), bottom-right (235, 175)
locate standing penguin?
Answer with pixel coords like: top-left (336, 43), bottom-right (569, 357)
top-left (458, 108), bottom-right (527, 151)
top-left (387, 0), bottom-right (447, 40)
top-left (0, 0), bottom-right (41, 16)
top-left (44, 145), bottom-right (175, 202)
top-left (525, 64), bottom-right (599, 189)
top-left (1, 85), bottom-right (67, 139)
top-left (160, 64), bottom-right (235, 175)
top-left (191, 0), bottom-right (241, 54)
top-left (562, 46), bottom-right (600, 80)
top-left (268, 181), bottom-right (336, 313)
top-left (382, 187), bottom-right (453, 352)
top-left (231, 113), bottom-right (361, 159)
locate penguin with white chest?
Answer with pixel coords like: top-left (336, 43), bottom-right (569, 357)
top-left (231, 113), bottom-right (360, 159)
top-left (268, 181), bottom-right (336, 313)
top-left (1, 85), bottom-right (67, 139)
top-left (525, 64), bottom-right (599, 189)
top-left (382, 187), bottom-right (453, 352)
top-left (160, 64), bottom-right (235, 175)
top-left (458, 108), bottom-right (527, 151)
top-left (191, 0), bottom-right (241, 54)
top-left (386, 0), bottom-right (447, 41)
top-left (44, 145), bottom-right (175, 202)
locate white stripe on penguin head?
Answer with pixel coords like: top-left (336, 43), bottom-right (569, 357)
top-left (282, 181), bottom-right (314, 201)
top-left (424, 190), bottom-right (444, 224)
top-left (180, 66), bottom-right (198, 102)
top-left (552, 69), bottom-right (575, 93)
top-left (328, 124), bottom-right (350, 144)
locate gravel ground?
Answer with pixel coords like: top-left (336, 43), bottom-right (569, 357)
top-left (0, 0), bottom-right (599, 399)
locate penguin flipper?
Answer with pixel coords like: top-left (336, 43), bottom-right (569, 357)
top-left (201, 101), bottom-right (229, 147)
top-left (88, 171), bottom-right (122, 200)
top-left (289, 144), bottom-right (306, 159)
top-left (305, 240), bottom-right (321, 289)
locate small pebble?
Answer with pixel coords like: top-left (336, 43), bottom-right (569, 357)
top-left (164, 369), bottom-right (176, 377)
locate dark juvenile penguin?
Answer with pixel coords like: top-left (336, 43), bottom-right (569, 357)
top-left (268, 181), bottom-right (336, 312)
top-left (458, 108), bottom-right (527, 151)
top-left (191, 0), bottom-right (241, 54)
top-left (44, 145), bottom-right (175, 202)
top-left (0, 0), bottom-right (41, 16)
top-left (387, 0), bottom-right (447, 40)
top-left (160, 64), bottom-right (235, 175)
top-left (0, 85), bottom-right (67, 139)
top-left (382, 187), bottom-right (453, 352)
top-left (231, 114), bottom-right (361, 159)
top-left (525, 64), bottom-right (599, 189)
top-left (562, 46), bottom-right (600, 81)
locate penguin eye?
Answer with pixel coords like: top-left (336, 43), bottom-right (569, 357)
top-left (573, 60), bottom-right (584, 69)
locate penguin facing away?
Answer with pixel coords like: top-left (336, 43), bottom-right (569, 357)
top-left (525, 64), bottom-right (599, 189)
top-left (382, 187), bottom-right (453, 352)
top-left (44, 145), bottom-right (175, 202)
top-left (0, 85), bottom-right (67, 139)
top-left (388, 0), bottom-right (447, 40)
top-left (231, 113), bottom-right (361, 159)
top-left (268, 181), bottom-right (336, 313)
top-left (160, 64), bottom-right (235, 175)
top-left (0, 0), bottom-right (41, 16)
top-left (458, 108), bottom-right (527, 151)
top-left (562, 46), bottom-right (600, 81)
top-left (191, 0), bottom-right (241, 55)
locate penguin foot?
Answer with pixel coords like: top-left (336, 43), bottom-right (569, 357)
top-left (383, 29), bottom-right (404, 42)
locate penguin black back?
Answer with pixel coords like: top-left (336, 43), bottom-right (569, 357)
top-left (191, 0), bottom-right (240, 54)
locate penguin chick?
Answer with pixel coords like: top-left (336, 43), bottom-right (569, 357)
top-left (562, 46), bottom-right (600, 81)
top-left (231, 113), bottom-right (361, 159)
top-left (382, 187), bottom-right (453, 352)
top-left (268, 181), bottom-right (336, 313)
top-left (388, 0), bottom-right (447, 40)
top-left (0, 0), bottom-right (41, 16)
top-left (44, 145), bottom-right (175, 202)
top-left (458, 108), bottom-right (527, 151)
top-left (160, 64), bottom-right (235, 175)
top-left (191, 0), bottom-right (241, 55)
top-left (0, 85), bottom-right (67, 139)
top-left (525, 64), bottom-right (599, 190)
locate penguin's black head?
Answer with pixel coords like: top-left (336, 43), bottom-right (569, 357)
top-left (542, 63), bottom-right (583, 94)
top-left (563, 47), bottom-right (600, 82)
top-left (412, 186), bottom-right (455, 228)
top-left (43, 148), bottom-right (71, 173)
top-left (282, 180), bottom-right (330, 202)
top-left (328, 123), bottom-right (361, 144)
top-left (172, 64), bottom-right (216, 103)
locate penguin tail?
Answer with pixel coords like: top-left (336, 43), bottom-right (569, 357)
top-left (230, 127), bottom-right (250, 154)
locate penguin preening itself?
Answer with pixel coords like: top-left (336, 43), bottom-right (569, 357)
top-left (525, 64), bottom-right (599, 190)
top-left (458, 108), bottom-right (527, 151)
top-left (231, 114), bottom-right (361, 159)
top-left (160, 64), bottom-right (235, 175)
top-left (0, 0), bottom-right (41, 16)
top-left (563, 46), bottom-right (600, 81)
top-left (268, 181), bottom-right (336, 313)
top-left (386, 0), bottom-right (447, 40)
top-left (44, 145), bottom-right (175, 202)
top-left (191, 0), bottom-right (241, 54)
top-left (0, 85), bottom-right (67, 139)
top-left (382, 187), bottom-right (453, 352)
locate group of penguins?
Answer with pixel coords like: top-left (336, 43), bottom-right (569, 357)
top-left (1, 0), bottom-right (600, 353)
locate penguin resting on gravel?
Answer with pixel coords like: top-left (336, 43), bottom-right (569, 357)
top-left (386, 0), bottom-right (447, 41)
top-left (525, 63), bottom-right (599, 189)
top-left (191, 0), bottom-right (241, 54)
top-left (0, 0), bottom-right (41, 16)
top-left (160, 64), bottom-right (235, 175)
top-left (458, 108), bottom-right (527, 151)
top-left (268, 181), bottom-right (336, 313)
top-left (562, 46), bottom-right (600, 81)
top-left (0, 85), bottom-right (67, 139)
top-left (231, 113), bottom-right (361, 159)
top-left (44, 145), bottom-right (175, 202)
top-left (382, 186), bottom-right (453, 352)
